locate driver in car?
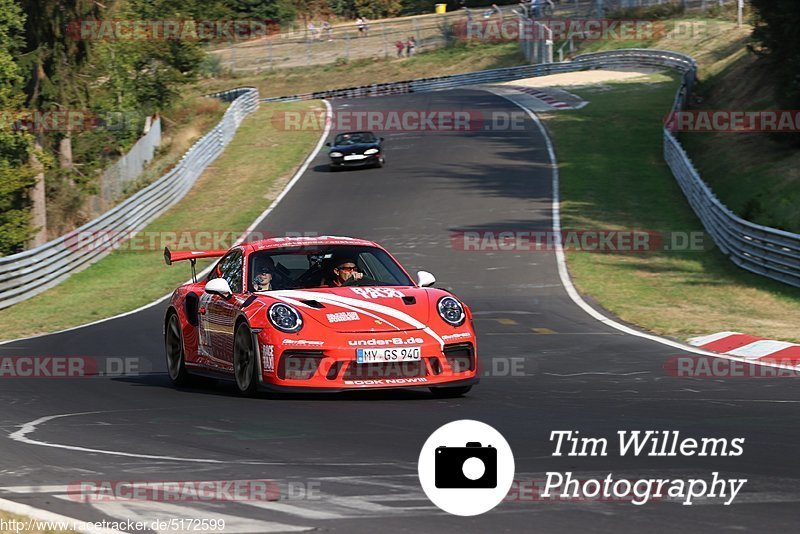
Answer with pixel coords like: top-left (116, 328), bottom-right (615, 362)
top-left (252, 256), bottom-right (286, 291)
top-left (322, 258), bottom-right (375, 287)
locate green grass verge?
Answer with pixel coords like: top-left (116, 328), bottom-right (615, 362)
top-left (0, 101), bottom-right (323, 341)
top-left (543, 73), bottom-right (800, 342)
top-left (574, 16), bottom-right (800, 234)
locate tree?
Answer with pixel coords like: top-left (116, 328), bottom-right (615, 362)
top-left (353, 0), bottom-right (402, 19)
top-left (750, 0), bottom-right (800, 109)
top-left (230, 0), bottom-right (297, 26)
top-left (0, 0), bottom-right (37, 253)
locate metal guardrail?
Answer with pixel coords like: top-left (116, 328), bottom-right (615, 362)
top-left (0, 87), bottom-right (259, 310)
top-left (261, 49), bottom-right (800, 289)
top-left (2, 47), bottom-right (795, 311)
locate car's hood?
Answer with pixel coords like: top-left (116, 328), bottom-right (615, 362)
top-left (329, 143), bottom-right (379, 154)
top-left (267, 287), bottom-right (430, 332)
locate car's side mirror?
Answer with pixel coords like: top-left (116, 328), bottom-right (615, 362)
top-left (417, 270), bottom-right (436, 287)
top-left (325, 142), bottom-right (331, 146)
top-left (205, 278), bottom-right (232, 298)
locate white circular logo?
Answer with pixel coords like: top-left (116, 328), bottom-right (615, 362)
top-left (418, 419), bottom-right (515, 516)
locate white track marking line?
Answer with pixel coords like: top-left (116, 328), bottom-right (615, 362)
top-left (7, 410), bottom-right (405, 466)
top-left (0, 496), bottom-right (125, 534)
top-left (8, 413), bottom-right (225, 464)
top-left (487, 90), bottom-right (800, 373)
top-left (0, 100), bottom-right (333, 347)
top-left (81, 499), bottom-right (312, 533)
top-left (687, 331), bottom-right (741, 346)
top-left (243, 500), bottom-right (346, 520)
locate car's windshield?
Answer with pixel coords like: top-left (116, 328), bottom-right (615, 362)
top-left (248, 244), bottom-right (412, 291)
top-left (334, 132), bottom-right (376, 145)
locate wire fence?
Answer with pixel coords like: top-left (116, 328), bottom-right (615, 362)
top-left (99, 116), bottom-right (162, 205)
top-left (210, 0), bottom-right (745, 73)
top-left (258, 48), bottom-right (799, 289)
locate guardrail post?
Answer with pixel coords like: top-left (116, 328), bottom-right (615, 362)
top-left (738, 0), bottom-right (744, 27)
top-left (268, 40), bottom-right (273, 71)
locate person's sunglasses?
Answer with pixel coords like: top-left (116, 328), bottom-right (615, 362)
top-left (337, 266), bottom-right (357, 271)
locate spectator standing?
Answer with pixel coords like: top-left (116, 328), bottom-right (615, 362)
top-left (356, 16), bottom-right (366, 36)
top-left (395, 39), bottom-right (405, 57)
top-left (406, 36), bottom-right (416, 57)
top-left (308, 21), bottom-right (317, 41)
top-left (322, 21), bottom-right (333, 41)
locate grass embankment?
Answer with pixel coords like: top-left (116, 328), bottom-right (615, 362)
top-left (197, 41), bottom-right (525, 98)
top-left (0, 101), bottom-right (322, 341)
top-left (575, 15), bottom-right (800, 233)
top-left (543, 76), bottom-right (800, 342)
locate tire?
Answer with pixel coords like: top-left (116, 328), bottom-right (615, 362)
top-left (165, 312), bottom-right (191, 387)
top-left (329, 164), bottom-right (340, 172)
top-left (375, 156), bottom-right (385, 168)
top-left (430, 385), bottom-right (472, 398)
top-left (233, 322), bottom-right (260, 396)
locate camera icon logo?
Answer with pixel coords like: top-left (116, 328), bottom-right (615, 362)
top-left (418, 420), bottom-right (515, 516)
top-left (435, 442), bottom-right (497, 489)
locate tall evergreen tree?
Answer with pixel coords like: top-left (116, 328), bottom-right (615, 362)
top-left (750, 0), bottom-right (800, 109)
top-left (0, 0), bottom-right (36, 253)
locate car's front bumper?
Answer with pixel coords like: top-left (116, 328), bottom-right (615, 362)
top-left (256, 331), bottom-right (478, 390)
top-left (329, 154), bottom-right (381, 167)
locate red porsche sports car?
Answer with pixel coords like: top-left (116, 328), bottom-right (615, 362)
top-left (163, 236), bottom-right (478, 396)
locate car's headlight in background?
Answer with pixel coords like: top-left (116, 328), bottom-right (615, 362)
top-left (364, 148), bottom-right (379, 155)
top-left (268, 303), bottom-right (303, 333)
top-left (329, 152), bottom-right (343, 158)
top-left (437, 296), bottom-right (465, 326)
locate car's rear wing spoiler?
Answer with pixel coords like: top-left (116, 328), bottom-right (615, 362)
top-left (164, 247), bottom-right (227, 282)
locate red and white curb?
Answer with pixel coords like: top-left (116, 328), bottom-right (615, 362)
top-left (688, 332), bottom-right (800, 365)
top-left (503, 86), bottom-right (573, 109)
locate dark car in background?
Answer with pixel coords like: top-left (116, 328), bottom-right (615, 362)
top-left (327, 131), bottom-right (385, 170)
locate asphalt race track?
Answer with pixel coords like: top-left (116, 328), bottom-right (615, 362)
top-left (2, 89), bottom-right (800, 533)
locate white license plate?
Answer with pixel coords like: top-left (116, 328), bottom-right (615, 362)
top-left (344, 154), bottom-right (367, 161)
top-left (356, 347), bottom-right (421, 363)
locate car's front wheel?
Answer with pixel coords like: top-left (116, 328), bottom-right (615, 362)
top-left (165, 312), bottom-right (190, 386)
top-left (234, 322), bottom-right (260, 396)
top-left (430, 385), bottom-right (472, 398)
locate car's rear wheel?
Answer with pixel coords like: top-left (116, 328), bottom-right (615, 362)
top-left (165, 312), bottom-right (190, 386)
top-left (430, 385), bottom-right (472, 398)
top-left (234, 322), bottom-right (259, 396)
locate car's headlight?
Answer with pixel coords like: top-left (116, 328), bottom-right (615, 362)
top-left (330, 152), bottom-right (343, 158)
top-left (268, 303), bottom-right (303, 333)
top-left (364, 148), bottom-right (379, 155)
top-left (437, 296), bottom-right (465, 326)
